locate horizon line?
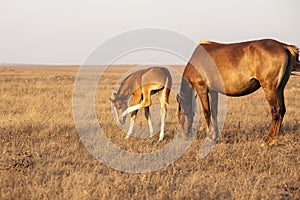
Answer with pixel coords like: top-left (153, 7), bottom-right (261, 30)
top-left (0, 63), bottom-right (186, 67)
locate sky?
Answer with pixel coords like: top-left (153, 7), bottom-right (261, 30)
top-left (0, 0), bottom-right (299, 65)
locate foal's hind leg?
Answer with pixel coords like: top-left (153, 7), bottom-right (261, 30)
top-left (263, 88), bottom-right (286, 145)
top-left (158, 87), bottom-right (170, 141)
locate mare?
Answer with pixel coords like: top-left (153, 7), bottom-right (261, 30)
top-left (177, 39), bottom-right (299, 145)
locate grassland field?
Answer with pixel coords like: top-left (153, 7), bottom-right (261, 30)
top-left (0, 65), bottom-right (299, 199)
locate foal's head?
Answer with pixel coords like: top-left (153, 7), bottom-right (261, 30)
top-left (110, 93), bottom-right (128, 125)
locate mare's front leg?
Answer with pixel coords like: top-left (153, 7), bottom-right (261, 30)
top-left (193, 82), bottom-right (212, 138)
top-left (210, 91), bottom-right (219, 141)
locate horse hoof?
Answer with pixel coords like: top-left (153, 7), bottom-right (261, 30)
top-left (119, 118), bottom-right (126, 125)
top-left (261, 139), bottom-right (278, 147)
top-left (159, 137), bottom-right (164, 141)
top-left (260, 142), bottom-right (268, 147)
top-left (269, 140), bottom-right (278, 146)
top-left (125, 135), bottom-right (130, 139)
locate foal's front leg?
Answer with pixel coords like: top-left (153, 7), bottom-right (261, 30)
top-left (125, 110), bottom-right (138, 139)
top-left (125, 92), bottom-right (142, 139)
top-left (121, 89), bottom-right (151, 117)
top-left (144, 107), bottom-right (154, 137)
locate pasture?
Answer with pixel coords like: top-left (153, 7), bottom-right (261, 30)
top-left (0, 65), bottom-right (299, 199)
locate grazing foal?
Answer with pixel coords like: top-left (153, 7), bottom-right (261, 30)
top-left (177, 39), bottom-right (299, 145)
top-left (110, 67), bottom-right (172, 141)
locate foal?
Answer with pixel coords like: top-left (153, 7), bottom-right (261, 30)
top-left (110, 67), bottom-right (172, 141)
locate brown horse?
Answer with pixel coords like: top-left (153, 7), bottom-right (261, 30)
top-left (177, 39), bottom-right (299, 145)
top-left (110, 67), bottom-right (172, 141)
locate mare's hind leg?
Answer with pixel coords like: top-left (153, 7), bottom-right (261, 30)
top-left (144, 106), bottom-right (154, 137)
top-left (262, 88), bottom-right (286, 145)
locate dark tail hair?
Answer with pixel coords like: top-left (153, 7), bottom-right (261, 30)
top-left (284, 45), bottom-right (300, 72)
top-left (292, 62), bottom-right (300, 72)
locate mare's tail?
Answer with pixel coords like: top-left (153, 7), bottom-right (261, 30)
top-left (284, 45), bottom-right (300, 73)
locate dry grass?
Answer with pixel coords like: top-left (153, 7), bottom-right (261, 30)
top-left (0, 65), bottom-right (299, 199)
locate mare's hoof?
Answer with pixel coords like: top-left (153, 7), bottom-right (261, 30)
top-left (269, 139), bottom-right (278, 146)
top-left (260, 142), bottom-right (268, 147)
top-left (261, 139), bottom-right (278, 147)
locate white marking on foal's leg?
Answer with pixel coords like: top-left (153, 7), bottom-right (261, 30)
top-left (144, 107), bottom-right (153, 137)
top-left (148, 117), bottom-right (154, 137)
top-left (121, 104), bottom-right (140, 118)
top-left (113, 106), bottom-right (119, 121)
top-left (125, 117), bottom-right (135, 139)
top-left (159, 107), bottom-right (166, 141)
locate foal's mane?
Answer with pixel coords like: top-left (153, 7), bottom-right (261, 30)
top-left (117, 72), bottom-right (134, 98)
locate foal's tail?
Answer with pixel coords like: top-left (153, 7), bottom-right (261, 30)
top-left (284, 45), bottom-right (300, 73)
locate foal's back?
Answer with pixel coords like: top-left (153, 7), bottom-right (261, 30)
top-left (132, 67), bottom-right (172, 92)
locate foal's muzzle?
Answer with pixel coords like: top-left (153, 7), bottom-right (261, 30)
top-left (113, 106), bottom-right (126, 125)
top-left (119, 116), bottom-right (126, 125)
